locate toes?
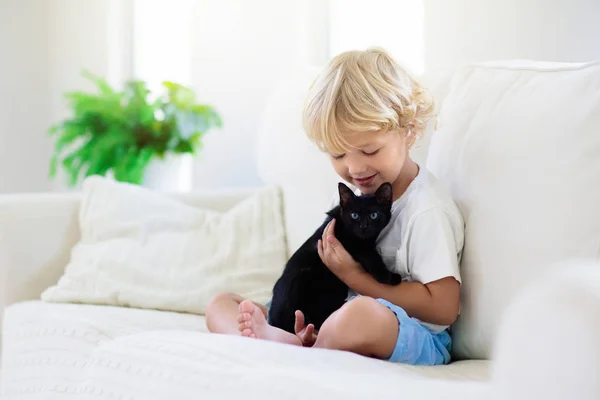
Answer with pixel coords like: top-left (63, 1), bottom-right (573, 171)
top-left (238, 320), bottom-right (251, 329)
top-left (241, 328), bottom-right (255, 337)
top-left (239, 299), bottom-right (255, 314)
top-left (236, 312), bottom-right (251, 323)
top-left (237, 300), bottom-right (265, 340)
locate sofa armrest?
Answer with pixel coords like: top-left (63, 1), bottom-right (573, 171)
top-left (0, 193), bottom-right (82, 311)
top-left (490, 260), bottom-right (600, 400)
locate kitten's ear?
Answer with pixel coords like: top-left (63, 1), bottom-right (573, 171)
top-left (338, 182), bottom-right (355, 208)
top-left (374, 182), bottom-right (393, 206)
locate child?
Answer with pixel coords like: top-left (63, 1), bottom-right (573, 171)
top-left (205, 47), bottom-right (464, 366)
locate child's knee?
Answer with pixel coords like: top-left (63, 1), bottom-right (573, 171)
top-left (318, 297), bottom-right (388, 350)
top-left (345, 296), bottom-right (382, 316)
top-left (210, 292), bottom-right (242, 305)
top-left (340, 297), bottom-right (393, 334)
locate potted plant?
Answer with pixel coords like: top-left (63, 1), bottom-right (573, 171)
top-left (48, 71), bottom-right (222, 191)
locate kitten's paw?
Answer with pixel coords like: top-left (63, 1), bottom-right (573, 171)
top-left (389, 273), bottom-right (402, 285)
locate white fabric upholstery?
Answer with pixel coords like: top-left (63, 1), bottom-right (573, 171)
top-left (0, 301), bottom-right (207, 397)
top-left (0, 188), bottom-right (257, 361)
top-left (2, 59), bottom-right (600, 399)
top-left (0, 193), bottom-right (82, 364)
top-left (490, 261), bottom-right (600, 400)
top-left (40, 177), bottom-right (287, 314)
top-left (1, 301), bottom-right (489, 399)
top-left (427, 60), bottom-right (600, 360)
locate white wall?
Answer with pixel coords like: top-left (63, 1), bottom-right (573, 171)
top-left (131, 0), bottom-right (330, 189)
top-left (188, 0), bottom-right (329, 188)
top-left (189, 0), bottom-right (294, 188)
top-left (424, 0), bottom-right (600, 70)
top-left (5, 0), bottom-right (600, 193)
top-left (0, 0), bottom-right (53, 194)
top-left (48, 0), bottom-right (127, 192)
top-left (0, 0), bottom-right (130, 194)
top-left (1, 0), bottom-right (329, 193)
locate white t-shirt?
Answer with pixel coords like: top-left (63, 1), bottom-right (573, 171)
top-left (330, 165), bottom-right (464, 332)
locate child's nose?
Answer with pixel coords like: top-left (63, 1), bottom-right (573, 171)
top-left (346, 159), bottom-right (367, 176)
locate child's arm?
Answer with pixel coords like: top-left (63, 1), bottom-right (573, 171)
top-left (318, 217), bottom-right (461, 326)
top-left (344, 272), bottom-right (459, 326)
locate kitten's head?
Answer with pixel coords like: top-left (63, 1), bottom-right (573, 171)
top-left (337, 182), bottom-right (393, 240)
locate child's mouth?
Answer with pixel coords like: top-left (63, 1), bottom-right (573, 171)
top-left (354, 174), bottom-right (376, 186)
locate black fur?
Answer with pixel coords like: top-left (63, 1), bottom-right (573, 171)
top-left (268, 182), bottom-right (402, 334)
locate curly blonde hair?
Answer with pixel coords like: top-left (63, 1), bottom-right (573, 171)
top-left (302, 47), bottom-right (435, 154)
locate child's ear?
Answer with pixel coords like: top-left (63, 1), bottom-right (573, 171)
top-left (374, 183), bottom-right (393, 206)
top-left (338, 183), bottom-right (355, 208)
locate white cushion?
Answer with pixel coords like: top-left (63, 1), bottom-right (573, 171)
top-left (426, 60), bottom-right (600, 360)
top-left (0, 301), bottom-right (490, 399)
top-left (40, 176), bottom-right (287, 314)
top-left (78, 332), bottom-right (489, 399)
top-left (413, 67), bottom-right (456, 166)
top-left (490, 261), bottom-right (600, 400)
top-left (0, 301), bottom-right (207, 396)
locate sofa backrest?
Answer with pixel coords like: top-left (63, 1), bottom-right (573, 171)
top-left (257, 60), bottom-right (600, 361)
top-left (426, 59), bottom-right (600, 360)
top-left (256, 67), bottom-right (338, 257)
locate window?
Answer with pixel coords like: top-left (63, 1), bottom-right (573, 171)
top-left (329, 0), bottom-right (425, 74)
top-left (132, 0), bottom-right (194, 94)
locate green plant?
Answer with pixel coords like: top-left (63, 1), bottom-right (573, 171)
top-left (49, 71), bottom-right (222, 186)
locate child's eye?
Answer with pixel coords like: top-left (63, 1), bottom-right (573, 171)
top-left (363, 149), bottom-right (380, 156)
top-left (331, 153), bottom-right (345, 160)
top-left (350, 213), bottom-right (359, 220)
top-left (370, 212), bottom-right (379, 220)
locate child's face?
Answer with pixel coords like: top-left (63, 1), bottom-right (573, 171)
top-left (328, 130), bottom-right (410, 195)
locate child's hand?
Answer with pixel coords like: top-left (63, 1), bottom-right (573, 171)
top-left (294, 310), bottom-right (317, 347)
top-left (317, 219), bottom-right (364, 282)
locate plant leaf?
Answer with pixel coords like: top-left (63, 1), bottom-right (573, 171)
top-left (48, 72), bottom-right (222, 186)
top-left (163, 81), bottom-right (195, 108)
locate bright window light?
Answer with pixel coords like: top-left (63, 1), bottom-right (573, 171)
top-left (132, 0), bottom-right (193, 94)
top-left (329, 0), bottom-right (424, 74)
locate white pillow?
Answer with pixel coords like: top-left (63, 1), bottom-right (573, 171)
top-left (41, 176), bottom-right (288, 314)
top-left (426, 60), bottom-right (600, 360)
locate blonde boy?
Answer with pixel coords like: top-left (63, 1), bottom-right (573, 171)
top-left (206, 48), bottom-right (463, 365)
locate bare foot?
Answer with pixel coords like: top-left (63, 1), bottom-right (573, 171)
top-left (236, 300), bottom-right (302, 346)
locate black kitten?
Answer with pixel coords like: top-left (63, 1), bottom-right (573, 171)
top-left (268, 182), bottom-right (402, 334)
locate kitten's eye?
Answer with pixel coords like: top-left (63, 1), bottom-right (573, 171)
top-left (370, 212), bottom-right (379, 220)
top-left (350, 213), bottom-right (359, 220)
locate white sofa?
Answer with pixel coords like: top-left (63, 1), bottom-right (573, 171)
top-left (1, 60), bottom-right (600, 400)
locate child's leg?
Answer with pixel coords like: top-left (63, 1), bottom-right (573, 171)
top-left (205, 292), bottom-right (266, 334)
top-left (313, 296), bottom-right (399, 359)
top-left (205, 292), bottom-right (302, 346)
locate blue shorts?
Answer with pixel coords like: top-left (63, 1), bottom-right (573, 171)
top-left (369, 297), bottom-right (452, 366)
top-left (265, 296), bottom-right (452, 366)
